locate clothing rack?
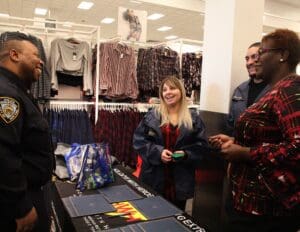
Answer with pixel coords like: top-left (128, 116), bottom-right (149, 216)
top-left (0, 17), bottom-right (202, 122)
top-left (93, 37), bottom-right (202, 122)
top-left (0, 15), bottom-right (101, 77)
top-left (93, 37), bottom-right (171, 122)
top-left (0, 16), bottom-right (101, 116)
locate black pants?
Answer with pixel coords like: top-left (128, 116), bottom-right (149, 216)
top-left (29, 188), bottom-right (51, 232)
top-left (173, 199), bottom-right (186, 211)
top-left (223, 206), bottom-right (300, 232)
top-left (0, 188), bottom-right (50, 232)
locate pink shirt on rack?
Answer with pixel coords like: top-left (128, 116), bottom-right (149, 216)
top-left (99, 42), bottom-right (138, 99)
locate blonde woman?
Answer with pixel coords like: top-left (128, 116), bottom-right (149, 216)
top-left (133, 76), bottom-right (209, 210)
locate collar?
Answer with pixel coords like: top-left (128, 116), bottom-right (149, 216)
top-left (112, 42), bottom-right (132, 56)
top-left (0, 66), bottom-right (28, 93)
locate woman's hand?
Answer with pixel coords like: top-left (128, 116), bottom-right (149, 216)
top-left (172, 150), bottom-right (186, 162)
top-left (209, 134), bottom-right (234, 149)
top-left (209, 134), bottom-right (250, 162)
top-left (161, 149), bottom-right (172, 163)
top-left (221, 144), bottom-right (251, 162)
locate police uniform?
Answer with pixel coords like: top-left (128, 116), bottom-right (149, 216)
top-left (0, 67), bottom-right (54, 231)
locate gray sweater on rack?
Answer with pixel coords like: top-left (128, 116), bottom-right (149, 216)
top-left (50, 38), bottom-right (93, 95)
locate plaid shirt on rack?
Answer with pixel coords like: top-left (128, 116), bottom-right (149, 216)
top-left (230, 74), bottom-right (300, 216)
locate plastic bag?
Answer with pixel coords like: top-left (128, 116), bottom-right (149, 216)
top-left (65, 143), bottom-right (87, 181)
top-left (76, 143), bottom-right (114, 191)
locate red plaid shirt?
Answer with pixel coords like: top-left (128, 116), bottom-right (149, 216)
top-left (230, 74), bottom-right (300, 216)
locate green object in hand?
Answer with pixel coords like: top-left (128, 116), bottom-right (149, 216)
top-left (172, 152), bottom-right (185, 160)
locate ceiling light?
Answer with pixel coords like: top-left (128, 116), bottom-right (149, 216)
top-left (101, 18), bottom-right (115, 24)
top-left (157, 26), bottom-right (172, 32)
top-left (63, 22), bottom-right (73, 27)
top-left (147, 13), bottom-right (164, 20)
top-left (165, 35), bottom-right (178, 40)
top-left (34, 8), bottom-right (48, 16)
top-left (77, 1), bottom-right (94, 10)
top-left (0, 13), bottom-right (9, 18)
top-left (130, 0), bottom-right (142, 3)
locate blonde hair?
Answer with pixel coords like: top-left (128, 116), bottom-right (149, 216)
top-left (155, 76), bottom-right (193, 130)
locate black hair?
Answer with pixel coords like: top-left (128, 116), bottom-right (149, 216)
top-left (0, 31), bottom-right (33, 50)
top-left (248, 42), bottom-right (261, 48)
top-left (123, 9), bottom-right (131, 21)
top-left (263, 29), bottom-right (300, 70)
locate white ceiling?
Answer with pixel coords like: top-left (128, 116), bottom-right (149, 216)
top-left (0, 0), bottom-right (299, 42)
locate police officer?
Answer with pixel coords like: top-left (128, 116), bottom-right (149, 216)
top-left (0, 32), bottom-right (54, 231)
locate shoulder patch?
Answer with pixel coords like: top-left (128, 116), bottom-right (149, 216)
top-left (0, 97), bottom-right (20, 124)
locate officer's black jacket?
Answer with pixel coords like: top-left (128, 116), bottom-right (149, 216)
top-left (0, 67), bottom-right (54, 219)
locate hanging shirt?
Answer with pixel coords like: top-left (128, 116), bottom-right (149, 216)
top-left (28, 34), bottom-right (51, 99)
top-left (50, 39), bottom-right (93, 95)
top-left (182, 53), bottom-right (202, 97)
top-left (99, 42), bottom-right (138, 99)
top-left (137, 47), bottom-right (180, 99)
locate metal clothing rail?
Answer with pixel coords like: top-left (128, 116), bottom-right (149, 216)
top-left (49, 101), bottom-right (94, 111)
top-left (1, 15), bottom-right (99, 30)
top-left (98, 102), bottom-right (157, 113)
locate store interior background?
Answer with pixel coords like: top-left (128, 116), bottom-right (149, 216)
top-left (0, 0), bottom-right (299, 231)
top-left (0, 0), bottom-right (299, 50)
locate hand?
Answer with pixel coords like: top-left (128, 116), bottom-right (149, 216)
top-left (220, 143), bottom-right (251, 162)
top-left (16, 207), bottom-right (37, 232)
top-left (161, 149), bottom-right (172, 163)
top-left (209, 134), bottom-right (234, 149)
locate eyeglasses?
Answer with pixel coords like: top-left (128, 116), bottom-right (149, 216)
top-left (257, 47), bottom-right (284, 56)
top-left (245, 53), bottom-right (259, 61)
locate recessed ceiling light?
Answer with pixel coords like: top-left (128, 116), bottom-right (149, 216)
top-left (63, 22), bottom-right (73, 27)
top-left (165, 35), bottom-right (178, 40)
top-left (130, 0), bottom-right (142, 4)
top-left (0, 13), bottom-right (9, 18)
top-left (147, 13), bottom-right (164, 20)
top-left (157, 26), bottom-right (172, 32)
top-left (101, 18), bottom-right (115, 24)
top-left (34, 8), bottom-right (47, 16)
top-left (77, 1), bottom-right (94, 10)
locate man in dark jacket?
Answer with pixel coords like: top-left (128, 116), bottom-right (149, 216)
top-left (0, 32), bottom-right (54, 231)
top-left (227, 42), bottom-right (269, 135)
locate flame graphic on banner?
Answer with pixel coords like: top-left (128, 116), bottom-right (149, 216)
top-left (106, 201), bottom-right (147, 222)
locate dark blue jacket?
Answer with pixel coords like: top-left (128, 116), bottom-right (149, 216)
top-left (227, 79), bottom-right (269, 134)
top-left (133, 108), bottom-right (208, 200)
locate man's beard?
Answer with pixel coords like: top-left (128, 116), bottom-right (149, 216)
top-left (20, 63), bottom-right (36, 88)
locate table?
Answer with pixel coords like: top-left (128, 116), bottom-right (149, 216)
top-left (51, 165), bottom-right (208, 232)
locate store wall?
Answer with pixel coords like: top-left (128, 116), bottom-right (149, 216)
top-left (200, 0), bottom-right (264, 114)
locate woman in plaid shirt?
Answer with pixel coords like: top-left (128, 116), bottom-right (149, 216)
top-left (210, 29), bottom-right (300, 232)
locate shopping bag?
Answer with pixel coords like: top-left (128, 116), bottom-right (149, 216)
top-left (76, 143), bottom-right (114, 191)
top-left (64, 143), bottom-right (86, 181)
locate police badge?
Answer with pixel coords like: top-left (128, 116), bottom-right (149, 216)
top-left (0, 97), bottom-right (20, 124)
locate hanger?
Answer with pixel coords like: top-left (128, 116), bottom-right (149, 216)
top-left (66, 37), bottom-right (81, 44)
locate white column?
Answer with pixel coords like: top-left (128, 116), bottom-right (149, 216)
top-left (200, 0), bottom-right (264, 113)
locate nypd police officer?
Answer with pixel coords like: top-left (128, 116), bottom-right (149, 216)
top-left (0, 32), bottom-right (54, 231)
